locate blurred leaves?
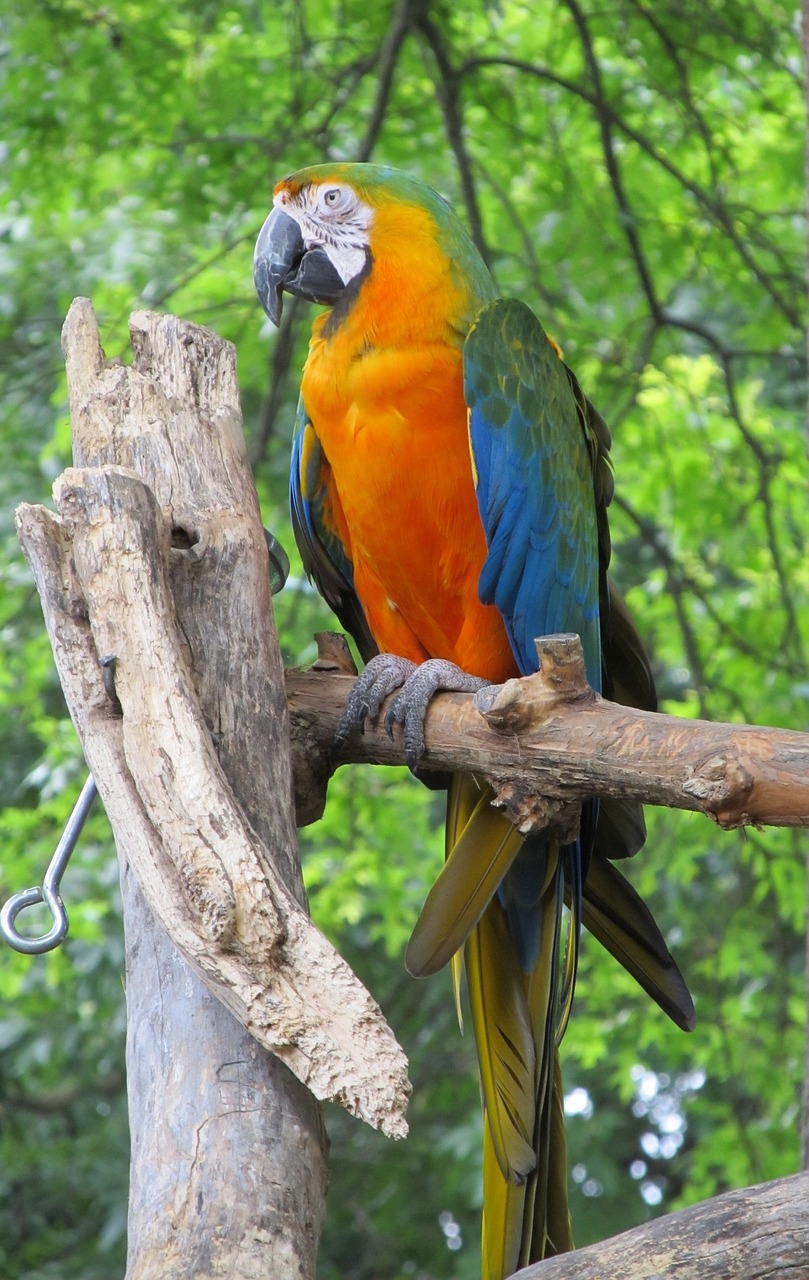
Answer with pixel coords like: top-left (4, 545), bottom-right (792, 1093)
top-left (0, 0), bottom-right (806, 1276)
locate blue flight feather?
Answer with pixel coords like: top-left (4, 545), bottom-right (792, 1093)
top-left (289, 395), bottom-right (376, 661)
top-left (464, 299), bottom-right (602, 691)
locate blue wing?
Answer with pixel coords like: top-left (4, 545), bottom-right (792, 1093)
top-left (463, 298), bottom-right (606, 691)
top-left (289, 395), bottom-right (376, 662)
top-left (462, 298), bottom-right (610, 989)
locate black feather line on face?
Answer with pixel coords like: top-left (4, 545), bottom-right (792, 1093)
top-left (321, 249), bottom-right (374, 336)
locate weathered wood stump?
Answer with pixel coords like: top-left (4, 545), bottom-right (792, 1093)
top-left (16, 300), bottom-right (408, 1280)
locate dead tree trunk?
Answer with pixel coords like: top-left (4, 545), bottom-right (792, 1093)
top-left (16, 300), bottom-right (408, 1280)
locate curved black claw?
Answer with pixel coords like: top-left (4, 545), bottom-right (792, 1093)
top-left (384, 659), bottom-right (489, 770)
top-left (335, 654), bottom-right (417, 746)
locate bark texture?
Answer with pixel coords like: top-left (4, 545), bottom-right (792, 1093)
top-left (16, 299), bottom-right (408, 1280)
top-left (517, 1171), bottom-right (809, 1280)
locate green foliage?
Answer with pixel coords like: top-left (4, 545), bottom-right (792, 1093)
top-left (0, 0), bottom-right (805, 1275)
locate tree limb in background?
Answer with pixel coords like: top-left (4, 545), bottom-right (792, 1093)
top-left (516, 1171), bottom-right (809, 1280)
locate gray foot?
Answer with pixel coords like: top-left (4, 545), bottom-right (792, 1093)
top-left (336, 655), bottom-right (489, 769)
top-left (335, 654), bottom-right (417, 747)
top-left (385, 659), bottom-right (489, 768)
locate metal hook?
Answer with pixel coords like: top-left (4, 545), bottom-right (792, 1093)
top-left (1, 774), bottom-right (97, 954)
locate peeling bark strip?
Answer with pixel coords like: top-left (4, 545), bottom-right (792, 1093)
top-left (516, 1171), bottom-right (809, 1280)
top-left (286, 634), bottom-right (809, 832)
top-left (16, 299), bottom-right (409, 1280)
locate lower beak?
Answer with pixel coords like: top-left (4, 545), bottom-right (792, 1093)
top-left (254, 206), bottom-right (346, 325)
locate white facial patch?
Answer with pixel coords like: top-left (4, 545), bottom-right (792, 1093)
top-left (274, 182), bottom-right (373, 286)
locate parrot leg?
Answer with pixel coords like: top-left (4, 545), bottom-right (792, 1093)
top-left (335, 654), bottom-right (418, 746)
top-left (336, 654), bottom-right (488, 768)
top-left (385, 659), bottom-right (489, 768)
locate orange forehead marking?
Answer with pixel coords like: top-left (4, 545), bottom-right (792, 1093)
top-left (272, 172), bottom-right (355, 201)
top-left (273, 176), bottom-right (299, 198)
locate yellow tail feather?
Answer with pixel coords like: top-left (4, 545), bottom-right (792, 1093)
top-left (406, 782), bottom-right (524, 977)
top-left (480, 1048), bottom-right (573, 1279)
top-left (481, 1113), bottom-right (528, 1280)
top-left (437, 779), bottom-right (575, 1279)
top-left (445, 775), bottom-right (481, 1031)
top-left (466, 901), bottom-right (536, 1181)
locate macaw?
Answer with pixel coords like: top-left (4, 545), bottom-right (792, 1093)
top-left (254, 163), bottom-right (694, 1279)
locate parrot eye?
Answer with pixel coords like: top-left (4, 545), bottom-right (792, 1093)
top-left (320, 185), bottom-right (353, 215)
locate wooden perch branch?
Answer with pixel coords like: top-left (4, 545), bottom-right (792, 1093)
top-left (287, 633), bottom-right (809, 833)
top-left (517, 1171), bottom-right (809, 1280)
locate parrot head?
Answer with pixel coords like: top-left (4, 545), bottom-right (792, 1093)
top-left (254, 162), bottom-right (495, 326)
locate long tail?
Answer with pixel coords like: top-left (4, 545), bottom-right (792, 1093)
top-left (407, 776), bottom-right (694, 1279)
top-left (477, 858), bottom-right (574, 1278)
top-left (424, 775), bottom-right (575, 1279)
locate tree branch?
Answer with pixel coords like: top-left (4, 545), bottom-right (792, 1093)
top-left (356, 0), bottom-right (412, 162)
top-left (460, 54), bottom-right (802, 327)
top-left (287, 634), bottom-right (809, 835)
top-left (416, 11), bottom-right (491, 267)
top-left (517, 1171), bottom-right (809, 1279)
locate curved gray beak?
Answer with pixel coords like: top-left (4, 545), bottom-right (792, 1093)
top-left (254, 206), bottom-right (346, 325)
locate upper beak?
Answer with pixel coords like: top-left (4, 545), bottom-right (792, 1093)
top-left (253, 207), bottom-right (304, 325)
top-left (253, 206), bottom-right (346, 325)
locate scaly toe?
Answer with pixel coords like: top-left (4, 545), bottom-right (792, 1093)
top-left (335, 654), bottom-right (417, 746)
top-left (383, 659), bottom-right (490, 768)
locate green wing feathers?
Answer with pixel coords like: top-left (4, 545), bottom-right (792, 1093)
top-left (582, 855), bottom-right (696, 1032)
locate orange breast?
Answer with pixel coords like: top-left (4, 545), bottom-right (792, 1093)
top-left (302, 322), bottom-right (519, 685)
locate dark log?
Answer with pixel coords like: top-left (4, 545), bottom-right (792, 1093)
top-left (517, 1171), bottom-right (809, 1280)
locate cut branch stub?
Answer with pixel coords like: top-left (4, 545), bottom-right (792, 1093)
top-left (681, 753), bottom-right (757, 828)
top-left (311, 631), bottom-right (359, 675)
top-left (476, 634), bottom-right (592, 838)
top-left (474, 633), bottom-right (594, 737)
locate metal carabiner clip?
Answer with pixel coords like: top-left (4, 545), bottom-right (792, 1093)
top-left (0, 774), bottom-right (98, 955)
